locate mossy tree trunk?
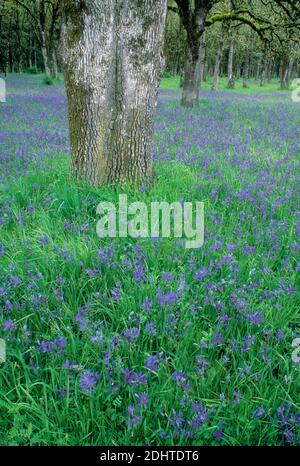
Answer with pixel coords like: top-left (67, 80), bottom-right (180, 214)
top-left (60, 0), bottom-right (167, 187)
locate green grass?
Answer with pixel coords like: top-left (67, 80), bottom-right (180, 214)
top-left (0, 155), bottom-right (298, 445)
top-left (160, 75), bottom-right (293, 93)
top-left (7, 71), bottom-right (291, 94)
top-left (0, 75), bottom-right (299, 446)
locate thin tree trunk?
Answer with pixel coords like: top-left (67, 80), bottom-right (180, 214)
top-left (41, 30), bottom-right (51, 77)
top-left (211, 34), bottom-right (225, 91)
top-left (267, 59), bottom-right (274, 82)
top-left (256, 56), bottom-right (262, 81)
top-left (243, 51), bottom-right (250, 88)
top-left (196, 31), bottom-right (206, 89)
top-left (28, 33), bottom-right (33, 69)
top-left (52, 49), bottom-right (58, 80)
top-left (280, 55), bottom-right (293, 89)
top-left (61, 0), bottom-right (167, 187)
top-left (288, 57), bottom-right (294, 81)
top-left (260, 55), bottom-right (268, 86)
top-left (227, 36), bottom-right (235, 88)
top-left (203, 58), bottom-right (208, 81)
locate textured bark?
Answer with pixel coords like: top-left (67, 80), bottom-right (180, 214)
top-left (227, 36), bottom-right (235, 88)
top-left (176, 0), bottom-right (213, 107)
top-left (181, 46), bottom-right (200, 106)
top-left (60, 0), bottom-right (167, 187)
top-left (211, 34), bottom-right (225, 91)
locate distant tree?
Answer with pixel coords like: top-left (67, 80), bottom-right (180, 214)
top-left (211, 23), bottom-right (226, 91)
top-left (168, 0), bottom-right (300, 105)
top-left (1, 0), bottom-right (61, 76)
top-left (170, 0), bottom-right (214, 106)
top-left (227, 32), bottom-right (235, 88)
top-left (197, 30), bottom-right (206, 88)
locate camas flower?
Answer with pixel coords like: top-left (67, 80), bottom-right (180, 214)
top-left (145, 353), bottom-right (164, 372)
top-left (79, 371), bottom-right (99, 394)
top-left (123, 327), bottom-right (140, 343)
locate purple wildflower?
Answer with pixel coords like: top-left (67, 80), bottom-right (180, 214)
top-left (123, 327), bottom-right (140, 343)
top-left (79, 371), bottom-right (99, 394)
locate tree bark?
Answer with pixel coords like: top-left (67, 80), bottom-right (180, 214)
top-left (37, 0), bottom-right (52, 77)
top-left (267, 58), bottom-right (274, 82)
top-left (196, 30), bottom-right (206, 88)
top-left (181, 46), bottom-right (200, 105)
top-left (41, 30), bottom-right (51, 77)
top-left (176, 0), bottom-right (213, 107)
top-left (61, 0), bottom-right (167, 187)
top-left (52, 49), bottom-right (58, 80)
top-left (280, 55), bottom-right (293, 89)
top-left (227, 36), bottom-right (235, 88)
top-left (211, 34), bottom-right (225, 91)
top-left (243, 51), bottom-right (250, 88)
top-left (260, 55), bottom-right (268, 87)
top-left (256, 55), bottom-right (261, 81)
top-left (288, 57), bottom-right (294, 81)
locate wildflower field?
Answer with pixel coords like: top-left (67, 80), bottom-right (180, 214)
top-left (0, 74), bottom-right (299, 446)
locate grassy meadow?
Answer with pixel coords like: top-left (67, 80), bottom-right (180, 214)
top-left (0, 73), bottom-right (299, 446)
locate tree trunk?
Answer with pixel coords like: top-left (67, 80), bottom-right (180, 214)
top-left (196, 31), bottom-right (206, 89)
top-left (60, 0), bottom-right (167, 187)
top-left (260, 55), bottom-right (268, 87)
top-left (288, 57), bottom-right (294, 81)
top-left (41, 30), bottom-right (51, 77)
top-left (181, 47), bottom-right (200, 106)
top-left (256, 56), bottom-right (261, 81)
top-left (267, 59), bottom-right (274, 82)
top-left (227, 36), bottom-right (235, 88)
top-left (177, 1), bottom-right (212, 107)
top-left (243, 52), bottom-right (250, 88)
top-left (52, 49), bottom-right (58, 80)
top-left (280, 55), bottom-right (293, 89)
top-left (211, 34), bottom-right (225, 91)
top-left (28, 33), bottom-right (33, 69)
top-left (203, 58), bottom-right (208, 82)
